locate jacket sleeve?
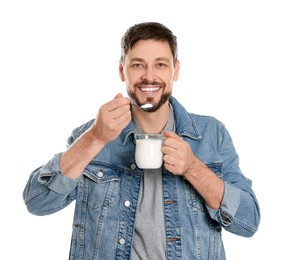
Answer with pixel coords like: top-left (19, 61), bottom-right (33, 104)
top-left (22, 120), bottom-right (95, 216)
top-left (206, 124), bottom-right (260, 237)
top-left (22, 153), bottom-right (79, 216)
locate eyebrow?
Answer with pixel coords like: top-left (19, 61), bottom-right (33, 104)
top-left (129, 57), bottom-right (170, 63)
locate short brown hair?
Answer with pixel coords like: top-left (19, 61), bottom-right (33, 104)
top-left (120, 22), bottom-right (178, 64)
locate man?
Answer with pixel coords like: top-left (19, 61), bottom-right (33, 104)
top-left (23, 22), bottom-right (260, 259)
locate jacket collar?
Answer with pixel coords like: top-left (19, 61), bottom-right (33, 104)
top-left (169, 96), bottom-right (202, 140)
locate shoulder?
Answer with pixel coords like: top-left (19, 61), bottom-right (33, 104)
top-left (190, 113), bottom-right (224, 127)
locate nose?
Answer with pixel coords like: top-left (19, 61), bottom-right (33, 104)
top-left (141, 66), bottom-right (156, 81)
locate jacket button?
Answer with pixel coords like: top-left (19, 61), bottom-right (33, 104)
top-left (124, 200), bottom-right (131, 207)
top-left (119, 238), bottom-right (126, 245)
top-left (97, 171), bottom-right (104, 178)
top-left (130, 164), bottom-right (136, 170)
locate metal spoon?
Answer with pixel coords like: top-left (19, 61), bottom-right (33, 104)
top-left (131, 102), bottom-right (153, 111)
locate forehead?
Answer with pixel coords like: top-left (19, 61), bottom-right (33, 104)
top-left (126, 39), bottom-right (173, 61)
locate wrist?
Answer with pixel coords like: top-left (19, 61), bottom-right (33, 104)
top-left (85, 127), bottom-right (107, 148)
top-left (183, 156), bottom-right (204, 180)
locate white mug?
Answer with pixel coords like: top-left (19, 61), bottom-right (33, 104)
top-left (134, 134), bottom-right (164, 169)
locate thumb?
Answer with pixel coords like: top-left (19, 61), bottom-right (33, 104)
top-left (163, 131), bottom-right (179, 139)
top-left (114, 93), bottom-right (123, 99)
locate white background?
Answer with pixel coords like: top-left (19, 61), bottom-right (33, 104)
top-left (1, 0), bottom-right (282, 259)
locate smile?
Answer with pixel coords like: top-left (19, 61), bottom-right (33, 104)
top-left (139, 86), bottom-right (160, 92)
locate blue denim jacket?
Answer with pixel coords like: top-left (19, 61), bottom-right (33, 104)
top-left (23, 96), bottom-right (260, 260)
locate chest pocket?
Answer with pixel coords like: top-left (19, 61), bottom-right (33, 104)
top-left (78, 162), bottom-right (121, 210)
top-left (185, 162), bottom-right (222, 213)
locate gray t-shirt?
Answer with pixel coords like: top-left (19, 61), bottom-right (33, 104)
top-left (131, 105), bottom-right (175, 260)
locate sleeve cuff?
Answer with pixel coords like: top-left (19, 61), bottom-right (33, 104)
top-left (207, 182), bottom-right (241, 226)
top-left (37, 153), bottom-right (78, 195)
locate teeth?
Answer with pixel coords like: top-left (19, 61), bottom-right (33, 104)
top-left (140, 87), bottom-right (159, 92)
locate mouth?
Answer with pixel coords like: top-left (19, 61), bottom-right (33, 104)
top-left (134, 80), bottom-right (165, 99)
top-left (138, 86), bottom-right (161, 94)
top-left (138, 85), bottom-right (162, 98)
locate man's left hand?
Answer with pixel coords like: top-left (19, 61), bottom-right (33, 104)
top-left (162, 131), bottom-right (196, 175)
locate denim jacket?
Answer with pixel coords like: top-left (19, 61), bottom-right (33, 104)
top-left (23, 96), bottom-right (260, 260)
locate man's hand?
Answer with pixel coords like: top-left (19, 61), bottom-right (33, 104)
top-left (162, 131), bottom-right (224, 209)
top-left (90, 93), bottom-right (131, 144)
top-left (162, 131), bottom-right (196, 175)
top-left (60, 93), bottom-right (131, 179)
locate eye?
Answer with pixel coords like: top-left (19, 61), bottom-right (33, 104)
top-left (131, 63), bottom-right (143, 68)
top-left (157, 63), bottom-right (167, 68)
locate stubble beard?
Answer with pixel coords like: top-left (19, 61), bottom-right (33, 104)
top-left (128, 88), bottom-right (172, 112)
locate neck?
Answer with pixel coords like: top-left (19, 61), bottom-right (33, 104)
top-left (132, 102), bottom-right (170, 134)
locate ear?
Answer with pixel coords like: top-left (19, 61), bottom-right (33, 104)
top-left (119, 63), bottom-right (125, 81)
top-left (173, 60), bottom-right (180, 81)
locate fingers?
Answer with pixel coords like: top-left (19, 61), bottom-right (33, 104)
top-left (163, 131), bottom-right (181, 150)
top-left (106, 93), bottom-right (131, 112)
top-left (162, 131), bottom-right (192, 175)
top-left (101, 97), bottom-right (131, 125)
top-left (114, 93), bottom-right (123, 99)
top-left (110, 102), bottom-right (131, 120)
top-left (163, 131), bottom-right (178, 138)
top-left (90, 93), bottom-right (132, 143)
top-left (100, 94), bottom-right (130, 116)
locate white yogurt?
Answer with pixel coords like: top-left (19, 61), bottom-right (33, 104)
top-left (135, 134), bottom-right (164, 169)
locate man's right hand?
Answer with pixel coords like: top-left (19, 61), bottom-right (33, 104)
top-left (89, 93), bottom-right (131, 144)
top-left (60, 93), bottom-right (131, 179)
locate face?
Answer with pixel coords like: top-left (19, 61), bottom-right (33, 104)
top-left (119, 40), bottom-right (180, 112)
